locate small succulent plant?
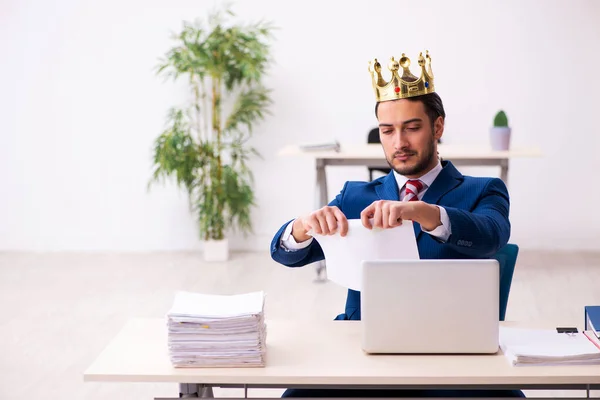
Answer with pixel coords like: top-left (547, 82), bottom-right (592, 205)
top-left (493, 110), bottom-right (509, 127)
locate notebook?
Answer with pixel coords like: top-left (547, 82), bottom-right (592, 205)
top-left (585, 306), bottom-right (600, 339)
top-left (298, 141), bottom-right (340, 152)
top-left (361, 259), bottom-right (499, 354)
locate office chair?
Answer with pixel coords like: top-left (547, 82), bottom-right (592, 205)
top-left (493, 243), bottom-right (519, 322)
top-left (367, 127), bottom-right (391, 181)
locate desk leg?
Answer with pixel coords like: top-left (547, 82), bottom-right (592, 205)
top-left (316, 159), bottom-right (328, 207)
top-left (314, 159), bottom-right (328, 282)
top-left (200, 386), bottom-right (214, 398)
top-left (314, 260), bottom-right (326, 282)
top-left (586, 384), bottom-right (590, 398)
top-left (176, 383), bottom-right (214, 398)
top-left (500, 158), bottom-right (509, 184)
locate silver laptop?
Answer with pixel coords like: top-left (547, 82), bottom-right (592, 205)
top-left (361, 259), bottom-right (500, 354)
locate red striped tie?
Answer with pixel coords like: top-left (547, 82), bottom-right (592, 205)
top-left (404, 179), bottom-right (424, 202)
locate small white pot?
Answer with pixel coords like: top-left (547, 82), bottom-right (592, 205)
top-left (203, 238), bottom-right (229, 262)
top-left (490, 127), bottom-right (511, 151)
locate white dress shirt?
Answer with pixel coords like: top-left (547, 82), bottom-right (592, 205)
top-left (280, 161), bottom-right (452, 251)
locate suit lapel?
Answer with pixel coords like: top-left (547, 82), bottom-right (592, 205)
top-left (414, 161), bottom-right (463, 240)
top-left (375, 172), bottom-right (400, 201)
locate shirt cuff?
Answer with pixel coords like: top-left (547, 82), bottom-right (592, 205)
top-left (422, 206), bottom-right (451, 242)
top-left (280, 219), bottom-right (313, 251)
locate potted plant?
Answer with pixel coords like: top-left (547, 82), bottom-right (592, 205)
top-left (148, 6), bottom-right (275, 261)
top-left (490, 110), bottom-right (511, 151)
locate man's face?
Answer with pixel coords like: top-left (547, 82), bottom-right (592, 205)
top-left (377, 99), bottom-right (443, 178)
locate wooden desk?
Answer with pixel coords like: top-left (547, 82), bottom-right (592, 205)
top-left (84, 319), bottom-right (600, 399)
top-left (278, 144), bottom-right (542, 207)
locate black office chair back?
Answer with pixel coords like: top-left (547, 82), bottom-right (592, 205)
top-left (367, 127), bottom-right (391, 181)
top-left (367, 127), bottom-right (380, 144)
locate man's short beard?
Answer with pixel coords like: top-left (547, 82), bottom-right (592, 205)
top-left (387, 135), bottom-right (437, 176)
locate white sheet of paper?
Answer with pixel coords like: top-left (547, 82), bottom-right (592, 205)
top-left (167, 291), bottom-right (265, 318)
top-left (311, 219), bottom-right (419, 291)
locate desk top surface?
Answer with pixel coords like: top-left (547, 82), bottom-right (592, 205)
top-left (278, 144), bottom-right (542, 160)
top-left (84, 318), bottom-right (600, 385)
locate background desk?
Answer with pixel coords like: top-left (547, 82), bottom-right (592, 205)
top-left (85, 318), bottom-right (600, 399)
top-left (278, 144), bottom-right (542, 207)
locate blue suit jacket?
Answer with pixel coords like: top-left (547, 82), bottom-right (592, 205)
top-left (270, 160), bottom-right (511, 320)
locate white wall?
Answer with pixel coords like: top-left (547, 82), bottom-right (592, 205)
top-left (1, 0), bottom-right (599, 252)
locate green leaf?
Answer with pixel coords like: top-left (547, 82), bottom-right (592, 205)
top-left (149, 108), bottom-right (202, 192)
top-left (224, 86), bottom-right (272, 135)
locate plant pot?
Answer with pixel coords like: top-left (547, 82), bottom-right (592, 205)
top-left (490, 127), bottom-right (511, 151)
top-left (204, 238), bottom-right (229, 262)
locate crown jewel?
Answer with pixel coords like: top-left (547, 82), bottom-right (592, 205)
top-left (368, 50), bottom-right (435, 102)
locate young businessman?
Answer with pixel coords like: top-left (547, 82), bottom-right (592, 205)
top-left (270, 52), bottom-right (522, 398)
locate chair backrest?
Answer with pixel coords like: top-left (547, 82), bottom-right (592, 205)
top-left (367, 127), bottom-right (391, 180)
top-left (367, 127), bottom-right (380, 144)
top-left (492, 243), bottom-right (519, 321)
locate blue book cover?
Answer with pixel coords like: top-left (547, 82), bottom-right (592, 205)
top-left (585, 306), bottom-right (600, 338)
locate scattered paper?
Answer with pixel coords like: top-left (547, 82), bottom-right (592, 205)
top-left (499, 326), bottom-right (600, 366)
top-left (310, 219), bottom-right (419, 291)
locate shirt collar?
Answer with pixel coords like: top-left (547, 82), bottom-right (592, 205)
top-left (393, 159), bottom-right (443, 192)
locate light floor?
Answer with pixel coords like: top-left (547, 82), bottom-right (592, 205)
top-left (0, 250), bottom-right (599, 399)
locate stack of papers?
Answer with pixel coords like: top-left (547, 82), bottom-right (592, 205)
top-left (166, 291), bottom-right (267, 368)
top-left (499, 327), bottom-right (600, 366)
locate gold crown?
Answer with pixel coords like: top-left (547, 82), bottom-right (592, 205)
top-left (368, 50), bottom-right (435, 102)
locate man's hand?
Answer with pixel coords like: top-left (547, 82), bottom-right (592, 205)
top-left (292, 206), bottom-right (349, 242)
top-left (360, 200), bottom-right (441, 231)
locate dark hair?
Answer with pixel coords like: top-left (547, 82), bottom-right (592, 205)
top-left (374, 92), bottom-right (446, 127)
